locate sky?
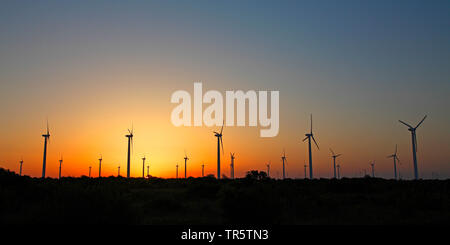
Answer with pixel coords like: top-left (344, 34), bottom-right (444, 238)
top-left (0, 0), bottom-right (449, 179)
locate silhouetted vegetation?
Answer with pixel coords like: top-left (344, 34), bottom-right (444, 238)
top-left (0, 168), bottom-right (449, 224)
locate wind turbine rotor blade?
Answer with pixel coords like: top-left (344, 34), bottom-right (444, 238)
top-left (310, 114), bottom-right (313, 134)
top-left (336, 154), bottom-right (342, 157)
top-left (220, 122), bottom-right (224, 135)
top-left (220, 136), bottom-right (224, 155)
top-left (398, 120), bottom-right (413, 128)
top-left (395, 144), bottom-right (398, 155)
top-left (302, 136), bottom-right (308, 142)
top-left (312, 135), bottom-right (319, 150)
top-left (415, 115), bottom-right (427, 128)
top-left (330, 148), bottom-right (335, 156)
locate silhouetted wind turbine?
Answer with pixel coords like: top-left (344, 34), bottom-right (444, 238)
top-left (98, 155), bottom-right (103, 178)
top-left (19, 158), bottom-right (23, 176)
top-left (118, 166), bottom-right (121, 177)
top-left (147, 165), bottom-right (149, 178)
top-left (302, 114), bottom-right (319, 179)
top-left (141, 155), bottom-right (146, 178)
top-left (58, 155), bottom-right (63, 179)
top-left (176, 164), bottom-right (179, 179)
top-left (399, 115), bottom-right (427, 180)
top-left (230, 153), bottom-right (235, 179)
top-left (304, 162), bottom-right (307, 179)
top-left (337, 164), bottom-right (341, 179)
top-left (330, 148), bottom-right (342, 179)
top-left (201, 163), bottom-right (205, 177)
top-left (125, 126), bottom-right (134, 178)
top-left (214, 123), bottom-right (224, 179)
top-left (41, 120), bottom-right (50, 178)
top-left (266, 162), bottom-right (271, 178)
top-left (281, 150), bottom-right (287, 180)
top-left (184, 152), bottom-right (189, 178)
top-left (369, 161), bottom-right (375, 178)
top-left (89, 166), bottom-right (91, 178)
top-left (387, 144), bottom-right (401, 180)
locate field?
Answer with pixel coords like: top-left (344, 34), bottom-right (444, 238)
top-left (0, 168), bottom-right (449, 224)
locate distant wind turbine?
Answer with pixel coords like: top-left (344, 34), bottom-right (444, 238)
top-left (201, 163), bottom-right (205, 177)
top-left (98, 155), bottom-right (103, 178)
top-left (89, 166), bottom-right (91, 178)
top-left (330, 148), bottom-right (342, 179)
top-left (58, 155), bottom-right (63, 179)
top-left (214, 123), bottom-right (224, 179)
top-left (118, 166), bottom-right (121, 177)
top-left (304, 162), bottom-right (307, 179)
top-left (369, 161), bottom-right (375, 178)
top-left (184, 152), bottom-right (189, 178)
top-left (147, 165), bottom-right (149, 178)
top-left (230, 153), bottom-right (235, 179)
top-left (281, 150), bottom-right (287, 180)
top-left (41, 120), bottom-right (50, 178)
top-left (266, 162), bottom-right (271, 178)
top-left (176, 164), bottom-right (179, 179)
top-left (302, 114), bottom-right (319, 179)
top-left (399, 115), bottom-right (427, 180)
top-left (125, 126), bottom-right (134, 178)
top-left (337, 164), bottom-right (341, 179)
top-left (19, 158), bottom-right (23, 176)
top-left (387, 144), bottom-right (401, 180)
top-left (142, 155), bottom-right (146, 178)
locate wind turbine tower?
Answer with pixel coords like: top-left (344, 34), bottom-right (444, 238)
top-left (266, 162), bottom-right (271, 178)
top-left (399, 115), bottom-right (427, 180)
top-left (98, 155), bottom-right (103, 178)
top-left (125, 127), bottom-right (134, 178)
top-left (19, 158), bottom-right (23, 176)
top-left (337, 164), bottom-right (341, 179)
top-left (147, 165), bottom-right (149, 178)
top-left (213, 124), bottom-right (224, 179)
top-left (142, 156), bottom-right (146, 178)
top-left (281, 150), bottom-right (287, 180)
top-left (176, 164), bottom-right (179, 179)
top-left (58, 156), bottom-right (63, 179)
top-left (330, 148), bottom-right (342, 179)
top-left (184, 153), bottom-right (189, 178)
top-left (89, 166), bottom-right (91, 178)
top-left (304, 163), bottom-right (307, 179)
top-left (201, 163), bottom-right (205, 177)
top-left (230, 153), bottom-right (235, 179)
top-left (387, 144), bottom-right (401, 180)
top-left (370, 161), bottom-right (375, 178)
top-left (41, 121), bottom-right (50, 178)
top-left (118, 166), bottom-right (121, 177)
top-left (302, 114), bottom-right (319, 179)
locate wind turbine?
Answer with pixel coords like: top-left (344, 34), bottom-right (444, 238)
top-left (330, 148), bottom-right (342, 179)
top-left (89, 166), bottom-right (91, 178)
top-left (41, 120), bottom-right (50, 178)
top-left (19, 158), bottom-right (23, 176)
top-left (201, 163), bottom-right (205, 177)
top-left (302, 114), bottom-right (319, 179)
top-left (118, 166), bottom-right (121, 177)
top-left (304, 162), bottom-right (307, 179)
top-left (337, 164), bottom-right (341, 179)
top-left (125, 126), bottom-right (134, 178)
top-left (176, 164), bottom-right (179, 179)
top-left (387, 144), bottom-right (401, 180)
top-left (281, 150), bottom-right (287, 180)
top-left (147, 165), bottom-right (149, 178)
top-left (399, 115), bottom-right (427, 180)
top-left (141, 155), bottom-right (146, 178)
top-left (98, 155), bottom-right (103, 178)
top-left (369, 161), bottom-right (375, 178)
top-left (184, 152), bottom-right (189, 178)
top-left (214, 123), bottom-right (224, 179)
top-left (230, 153), bottom-right (235, 179)
top-left (266, 162), bottom-right (271, 178)
top-left (58, 155), bottom-right (63, 179)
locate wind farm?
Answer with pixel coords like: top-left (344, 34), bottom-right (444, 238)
top-left (0, 0), bottom-right (449, 227)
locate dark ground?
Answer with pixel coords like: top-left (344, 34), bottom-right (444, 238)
top-left (0, 168), bottom-right (449, 224)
